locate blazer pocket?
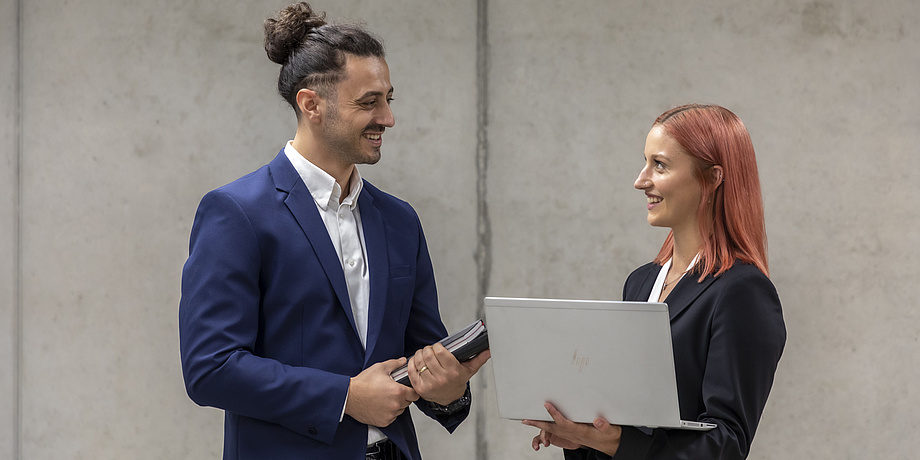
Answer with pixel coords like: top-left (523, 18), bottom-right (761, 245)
top-left (389, 265), bottom-right (412, 279)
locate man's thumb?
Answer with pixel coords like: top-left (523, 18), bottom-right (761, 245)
top-left (379, 356), bottom-right (408, 373)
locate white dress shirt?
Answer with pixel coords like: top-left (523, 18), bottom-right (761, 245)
top-left (283, 142), bottom-right (385, 445)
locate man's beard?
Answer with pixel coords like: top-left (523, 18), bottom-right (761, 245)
top-left (323, 102), bottom-right (382, 166)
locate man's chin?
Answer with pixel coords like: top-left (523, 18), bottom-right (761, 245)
top-left (360, 151), bottom-right (382, 165)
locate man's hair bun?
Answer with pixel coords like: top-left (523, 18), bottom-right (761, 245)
top-left (263, 2), bottom-right (327, 65)
top-left (264, 2), bottom-right (385, 116)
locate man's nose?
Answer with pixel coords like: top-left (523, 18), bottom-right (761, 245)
top-left (378, 104), bottom-right (395, 128)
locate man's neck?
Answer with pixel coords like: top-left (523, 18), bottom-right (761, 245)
top-left (291, 135), bottom-right (354, 201)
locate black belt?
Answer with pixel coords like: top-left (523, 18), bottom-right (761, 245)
top-left (366, 439), bottom-right (405, 460)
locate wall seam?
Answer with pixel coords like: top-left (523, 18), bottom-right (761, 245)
top-left (14, 0), bottom-right (23, 458)
top-left (474, 1), bottom-right (491, 459)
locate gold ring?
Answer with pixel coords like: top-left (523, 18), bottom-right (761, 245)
top-left (418, 366), bottom-right (429, 375)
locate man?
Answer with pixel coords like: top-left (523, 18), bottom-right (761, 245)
top-left (179, 3), bottom-right (490, 459)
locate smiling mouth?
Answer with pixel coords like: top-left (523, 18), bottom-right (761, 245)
top-left (647, 196), bottom-right (662, 204)
top-left (363, 133), bottom-right (381, 141)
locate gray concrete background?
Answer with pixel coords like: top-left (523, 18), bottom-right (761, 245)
top-left (2, 0), bottom-right (918, 458)
top-left (2, 0), bottom-right (20, 458)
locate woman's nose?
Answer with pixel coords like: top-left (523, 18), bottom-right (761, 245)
top-left (634, 170), bottom-right (651, 190)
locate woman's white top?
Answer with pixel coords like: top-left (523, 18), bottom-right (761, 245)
top-left (648, 254), bottom-right (700, 302)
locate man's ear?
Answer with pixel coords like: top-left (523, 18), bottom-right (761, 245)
top-left (296, 88), bottom-right (322, 124)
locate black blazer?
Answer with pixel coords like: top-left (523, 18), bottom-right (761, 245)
top-left (566, 262), bottom-right (786, 460)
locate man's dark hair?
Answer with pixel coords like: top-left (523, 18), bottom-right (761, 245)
top-left (264, 2), bottom-right (386, 115)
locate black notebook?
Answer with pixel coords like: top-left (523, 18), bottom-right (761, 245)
top-left (390, 319), bottom-right (489, 386)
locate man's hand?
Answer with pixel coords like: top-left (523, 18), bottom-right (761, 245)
top-left (345, 357), bottom-right (420, 427)
top-left (406, 344), bottom-right (491, 406)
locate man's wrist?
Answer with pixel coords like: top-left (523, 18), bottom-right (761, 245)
top-left (428, 387), bottom-right (471, 415)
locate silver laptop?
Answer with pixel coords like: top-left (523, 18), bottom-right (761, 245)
top-left (483, 296), bottom-right (716, 431)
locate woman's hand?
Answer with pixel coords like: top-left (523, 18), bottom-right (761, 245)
top-left (523, 402), bottom-right (623, 456)
top-left (531, 428), bottom-right (583, 452)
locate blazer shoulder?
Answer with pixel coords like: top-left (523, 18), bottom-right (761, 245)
top-left (714, 263), bottom-right (776, 295)
top-left (708, 263), bottom-right (784, 326)
top-left (720, 261), bottom-right (769, 278)
top-left (201, 164), bottom-right (276, 207)
top-left (361, 180), bottom-right (418, 217)
top-left (206, 150), bottom-right (291, 201)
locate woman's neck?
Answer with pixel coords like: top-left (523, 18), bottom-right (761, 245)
top-left (671, 229), bottom-right (702, 274)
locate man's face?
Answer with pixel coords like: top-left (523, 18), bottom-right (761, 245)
top-left (321, 56), bottom-right (395, 167)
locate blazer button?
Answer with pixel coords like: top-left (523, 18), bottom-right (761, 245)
top-left (308, 428), bottom-right (318, 436)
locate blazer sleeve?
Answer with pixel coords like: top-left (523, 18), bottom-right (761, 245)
top-left (607, 266), bottom-right (786, 460)
top-left (178, 189), bottom-right (350, 445)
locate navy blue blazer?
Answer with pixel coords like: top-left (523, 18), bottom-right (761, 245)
top-left (566, 262), bottom-right (786, 460)
top-left (179, 151), bottom-right (467, 460)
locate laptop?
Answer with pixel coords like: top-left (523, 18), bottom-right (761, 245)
top-left (483, 296), bottom-right (716, 431)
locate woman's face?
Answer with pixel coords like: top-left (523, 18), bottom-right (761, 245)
top-left (634, 125), bottom-right (703, 235)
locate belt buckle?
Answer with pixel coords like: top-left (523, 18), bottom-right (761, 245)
top-left (366, 439), bottom-right (387, 459)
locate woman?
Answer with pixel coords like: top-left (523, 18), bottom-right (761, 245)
top-left (524, 104), bottom-right (786, 459)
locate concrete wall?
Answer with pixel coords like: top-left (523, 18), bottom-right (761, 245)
top-left (2, 0), bottom-right (918, 458)
top-left (482, 2), bottom-right (920, 459)
top-left (2, 0), bottom-right (20, 458)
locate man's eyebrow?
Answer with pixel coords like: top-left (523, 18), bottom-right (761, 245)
top-left (357, 87), bottom-right (394, 99)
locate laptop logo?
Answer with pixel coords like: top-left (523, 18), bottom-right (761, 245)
top-left (572, 350), bottom-right (589, 372)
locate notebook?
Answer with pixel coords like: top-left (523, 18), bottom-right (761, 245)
top-left (483, 296), bottom-right (715, 431)
top-left (390, 318), bottom-right (489, 386)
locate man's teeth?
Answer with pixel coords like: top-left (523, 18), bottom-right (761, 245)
top-left (364, 134), bottom-right (381, 140)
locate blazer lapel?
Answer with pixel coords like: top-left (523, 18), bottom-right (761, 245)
top-left (627, 261), bottom-right (718, 321)
top-left (357, 188), bottom-right (388, 364)
top-left (269, 152), bottom-right (358, 334)
top-left (664, 272), bottom-right (718, 321)
top-left (625, 264), bottom-right (659, 301)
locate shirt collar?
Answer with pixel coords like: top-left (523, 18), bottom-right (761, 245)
top-left (283, 141), bottom-right (363, 211)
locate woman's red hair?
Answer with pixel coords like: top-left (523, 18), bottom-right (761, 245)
top-left (651, 104), bottom-right (769, 279)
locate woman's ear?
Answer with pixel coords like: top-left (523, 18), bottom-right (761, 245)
top-left (711, 165), bottom-right (724, 187)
